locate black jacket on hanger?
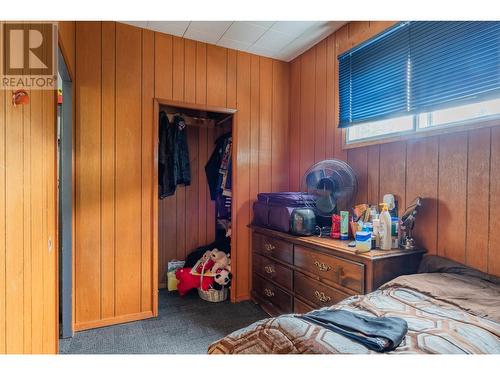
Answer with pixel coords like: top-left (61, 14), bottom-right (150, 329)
top-left (159, 112), bottom-right (191, 198)
top-left (205, 132), bottom-right (231, 200)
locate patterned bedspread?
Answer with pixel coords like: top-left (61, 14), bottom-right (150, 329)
top-left (208, 273), bottom-right (500, 354)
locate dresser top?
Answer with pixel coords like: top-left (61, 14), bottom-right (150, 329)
top-left (251, 226), bottom-right (426, 260)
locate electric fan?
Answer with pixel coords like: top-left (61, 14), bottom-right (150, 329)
top-left (300, 159), bottom-right (358, 226)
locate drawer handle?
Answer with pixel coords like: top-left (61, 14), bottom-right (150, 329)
top-left (314, 260), bottom-right (332, 272)
top-left (264, 243), bottom-right (276, 252)
top-left (314, 290), bottom-right (331, 303)
top-left (263, 288), bottom-right (275, 297)
top-left (264, 265), bottom-right (275, 274)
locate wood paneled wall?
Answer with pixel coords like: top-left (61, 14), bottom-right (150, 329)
top-left (74, 21), bottom-right (290, 329)
top-left (74, 22), bottom-right (156, 331)
top-left (0, 23), bottom-right (58, 354)
top-left (156, 40), bottom-right (289, 291)
top-left (158, 122), bottom-right (230, 288)
top-left (289, 21), bottom-right (500, 276)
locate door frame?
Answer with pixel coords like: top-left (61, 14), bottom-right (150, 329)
top-left (57, 49), bottom-right (74, 339)
top-left (152, 98), bottom-right (237, 311)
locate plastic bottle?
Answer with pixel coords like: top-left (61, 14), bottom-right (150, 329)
top-left (372, 218), bottom-right (381, 249)
top-left (379, 203), bottom-right (392, 250)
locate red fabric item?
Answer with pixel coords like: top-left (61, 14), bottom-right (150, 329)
top-left (175, 263), bottom-right (216, 296)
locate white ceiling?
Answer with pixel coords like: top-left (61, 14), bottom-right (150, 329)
top-left (122, 21), bottom-right (347, 61)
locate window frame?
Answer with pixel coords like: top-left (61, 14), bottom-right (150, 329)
top-left (339, 21), bottom-right (500, 149)
top-left (342, 115), bottom-right (500, 150)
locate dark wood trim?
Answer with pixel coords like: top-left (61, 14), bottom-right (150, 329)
top-left (153, 98), bottom-right (239, 304)
top-left (155, 98), bottom-right (237, 115)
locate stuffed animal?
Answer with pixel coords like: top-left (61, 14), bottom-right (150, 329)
top-left (210, 249), bottom-right (230, 273)
top-left (183, 229), bottom-right (231, 268)
top-left (213, 269), bottom-right (232, 290)
top-left (175, 267), bottom-right (214, 295)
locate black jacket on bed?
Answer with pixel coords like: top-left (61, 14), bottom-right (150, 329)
top-left (299, 309), bottom-right (408, 352)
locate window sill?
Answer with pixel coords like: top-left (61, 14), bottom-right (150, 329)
top-left (342, 117), bottom-right (500, 150)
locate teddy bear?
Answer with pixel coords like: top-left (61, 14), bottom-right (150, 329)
top-left (212, 269), bottom-right (232, 290)
top-left (210, 249), bottom-right (230, 273)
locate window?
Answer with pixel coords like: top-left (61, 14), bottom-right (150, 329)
top-left (347, 97), bottom-right (500, 143)
top-left (340, 21), bottom-right (500, 145)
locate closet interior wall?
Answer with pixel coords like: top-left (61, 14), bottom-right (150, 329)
top-left (158, 111), bottom-right (232, 288)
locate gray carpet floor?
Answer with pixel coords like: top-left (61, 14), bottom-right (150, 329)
top-left (59, 289), bottom-right (268, 354)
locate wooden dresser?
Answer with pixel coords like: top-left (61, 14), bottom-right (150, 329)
top-left (251, 226), bottom-right (426, 315)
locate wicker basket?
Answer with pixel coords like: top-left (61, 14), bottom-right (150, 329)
top-left (198, 287), bottom-right (228, 302)
top-left (196, 258), bottom-right (228, 303)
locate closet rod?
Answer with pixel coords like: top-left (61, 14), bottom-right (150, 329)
top-left (166, 113), bottom-right (217, 129)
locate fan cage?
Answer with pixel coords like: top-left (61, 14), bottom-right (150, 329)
top-left (299, 159), bottom-right (358, 219)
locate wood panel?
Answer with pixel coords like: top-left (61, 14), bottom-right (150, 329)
top-left (155, 33), bottom-right (173, 99)
top-left (258, 58), bottom-right (272, 193)
top-left (289, 58), bottom-right (301, 190)
top-left (234, 52), bottom-right (252, 300)
top-left (379, 141), bottom-right (406, 215)
top-left (101, 21), bottom-right (116, 319)
top-left (74, 22), bottom-right (157, 330)
top-left (5, 63), bottom-right (25, 353)
top-left (437, 132), bottom-right (468, 264)
top-left (314, 39), bottom-right (327, 163)
top-left (58, 21), bottom-right (76, 79)
top-left (0, 86), bottom-right (4, 353)
top-left (114, 23), bottom-right (143, 316)
top-left (75, 21), bottom-right (102, 325)
top-left (31, 89), bottom-right (45, 353)
top-left (366, 145), bottom-right (380, 205)
top-left (0, 26), bottom-right (58, 352)
top-left (142, 28), bottom-right (155, 313)
top-left (489, 127), bottom-right (500, 276)
top-left (155, 50), bottom-right (290, 298)
top-left (43, 81), bottom-right (58, 355)
top-left (249, 55), bottom-right (260, 204)
top-left (23, 88), bottom-right (32, 353)
top-left (347, 147), bottom-right (368, 204)
top-left (299, 48), bottom-right (316, 182)
top-left (74, 21), bottom-right (291, 327)
top-left (271, 61), bottom-right (289, 192)
top-left (406, 137), bottom-right (439, 254)
top-left (466, 128), bottom-right (491, 272)
top-left (325, 35), bottom-right (336, 159)
top-left (207, 45), bottom-right (227, 107)
top-left (288, 20), bottom-right (500, 275)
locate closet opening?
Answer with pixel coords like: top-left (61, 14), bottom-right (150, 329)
top-left (153, 99), bottom-right (236, 313)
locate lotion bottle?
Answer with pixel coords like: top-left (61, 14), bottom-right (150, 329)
top-left (379, 203), bottom-right (392, 250)
top-left (372, 218), bottom-right (381, 249)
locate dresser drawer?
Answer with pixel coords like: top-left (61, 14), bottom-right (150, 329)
top-left (253, 233), bottom-right (293, 265)
top-left (294, 245), bottom-right (365, 293)
top-left (293, 297), bottom-right (315, 314)
top-left (253, 253), bottom-right (293, 291)
top-left (253, 274), bottom-right (293, 314)
top-left (294, 272), bottom-right (350, 309)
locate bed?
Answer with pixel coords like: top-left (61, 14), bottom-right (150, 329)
top-left (208, 256), bottom-right (500, 354)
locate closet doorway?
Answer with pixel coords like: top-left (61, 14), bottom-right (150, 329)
top-left (153, 99), bottom-right (236, 305)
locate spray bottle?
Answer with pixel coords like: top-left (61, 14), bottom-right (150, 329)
top-left (379, 203), bottom-right (392, 250)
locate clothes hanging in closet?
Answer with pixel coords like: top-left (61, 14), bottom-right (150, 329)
top-left (159, 111), bottom-right (191, 198)
top-left (205, 132), bottom-right (232, 219)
